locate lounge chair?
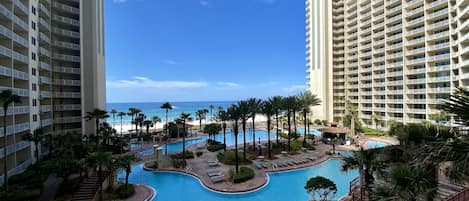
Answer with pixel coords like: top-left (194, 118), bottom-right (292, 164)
top-left (262, 163), bottom-right (269, 169)
top-left (207, 159), bottom-right (218, 163)
top-left (208, 162), bottom-right (219, 167)
top-left (211, 175), bottom-right (225, 183)
top-left (207, 170), bottom-right (222, 177)
top-left (254, 162), bottom-right (263, 169)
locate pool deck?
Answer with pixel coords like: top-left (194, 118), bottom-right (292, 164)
top-left (143, 143), bottom-right (334, 194)
top-left (124, 184), bottom-right (155, 201)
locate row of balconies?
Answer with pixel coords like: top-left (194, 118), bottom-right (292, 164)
top-left (52, 27), bottom-right (80, 38)
top-left (53, 41), bottom-right (80, 50)
top-left (54, 104), bottom-right (81, 111)
top-left (53, 2), bottom-right (80, 14)
top-left (0, 140), bottom-right (30, 159)
top-left (39, 3), bottom-right (51, 17)
top-left (0, 65), bottom-right (28, 80)
top-left (54, 116), bottom-right (82, 124)
top-left (0, 122), bottom-right (29, 137)
top-left (0, 86), bottom-right (28, 97)
top-left (53, 54), bottom-right (80, 62)
top-left (0, 106), bottom-right (29, 116)
top-left (53, 79), bottom-right (81, 86)
top-left (0, 24), bottom-right (28, 48)
top-left (52, 15), bottom-right (80, 26)
top-left (0, 45), bottom-right (28, 64)
top-left (0, 4), bottom-right (28, 31)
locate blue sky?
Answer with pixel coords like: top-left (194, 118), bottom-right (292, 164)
top-left (105, 0), bottom-right (307, 103)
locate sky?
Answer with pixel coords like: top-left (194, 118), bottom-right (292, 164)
top-left (105, 0), bottom-right (307, 103)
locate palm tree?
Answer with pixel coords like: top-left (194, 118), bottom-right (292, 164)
top-left (292, 96), bottom-right (302, 133)
top-left (209, 104), bottom-right (215, 121)
top-left (116, 154), bottom-right (137, 190)
top-left (160, 102), bottom-right (173, 155)
top-left (87, 151), bottom-right (112, 201)
top-left (196, 109), bottom-right (205, 130)
top-left (143, 119), bottom-right (153, 136)
top-left (84, 109), bottom-right (109, 151)
top-left (342, 148), bottom-right (381, 199)
top-left (110, 109), bottom-right (117, 128)
top-left (283, 96), bottom-right (296, 151)
top-left (297, 92), bottom-right (321, 146)
top-left (228, 105), bottom-right (241, 173)
top-left (0, 89), bottom-right (21, 190)
top-left (24, 128), bottom-right (45, 162)
top-left (218, 109), bottom-right (229, 151)
top-left (152, 116), bottom-right (161, 125)
top-left (247, 98), bottom-right (262, 151)
top-left (238, 100), bottom-right (250, 160)
top-left (179, 113), bottom-right (192, 161)
top-left (443, 87), bottom-right (469, 127)
top-left (261, 101), bottom-right (275, 158)
top-left (269, 96), bottom-right (283, 144)
top-left (117, 112), bottom-right (126, 135)
top-left (127, 108), bottom-right (142, 132)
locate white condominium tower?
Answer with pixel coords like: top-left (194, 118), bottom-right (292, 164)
top-left (306, 0), bottom-right (469, 128)
top-left (0, 0), bottom-right (106, 182)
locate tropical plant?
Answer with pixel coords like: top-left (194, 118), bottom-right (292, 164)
top-left (209, 104), bottom-right (215, 121)
top-left (297, 92), bottom-right (321, 146)
top-left (196, 109), bottom-right (206, 130)
top-left (429, 111), bottom-right (450, 136)
top-left (218, 109), bottom-right (229, 151)
top-left (203, 123), bottom-right (222, 141)
top-left (283, 96), bottom-right (297, 151)
top-left (152, 116), bottom-right (161, 125)
top-left (0, 89), bottom-right (21, 190)
top-left (443, 87), bottom-right (469, 127)
top-left (24, 128), bottom-right (45, 162)
top-left (304, 176), bottom-right (337, 201)
top-left (247, 98), bottom-right (262, 151)
top-left (110, 109), bottom-right (117, 128)
top-left (160, 102), bottom-right (173, 155)
top-left (116, 154), bottom-right (137, 190)
top-left (238, 100), bottom-right (250, 160)
top-left (269, 96), bottom-right (283, 144)
top-left (260, 100), bottom-right (275, 158)
top-left (87, 151), bottom-right (112, 201)
top-left (127, 108), bottom-right (141, 133)
top-left (84, 108), bottom-right (109, 151)
top-left (227, 104), bottom-right (241, 173)
top-left (291, 96), bottom-right (303, 133)
top-left (179, 113), bottom-right (192, 161)
top-left (117, 112), bottom-right (126, 135)
top-left (143, 119), bottom-right (153, 136)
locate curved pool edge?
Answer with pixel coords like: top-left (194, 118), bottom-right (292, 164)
top-left (140, 155), bottom-right (338, 195)
top-left (142, 164), bottom-right (271, 195)
top-left (141, 184), bottom-right (157, 201)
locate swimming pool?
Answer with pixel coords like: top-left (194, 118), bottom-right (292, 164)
top-left (138, 130), bottom-right (278, 156)
top-left (366, 140), bottom-right (387, 148)
top-left (296, 128), bottom-right (321, 136)
top-left (118, 158), bottom-right (358, 201)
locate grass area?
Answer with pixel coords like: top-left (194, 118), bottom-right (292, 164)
top-left (362, 127), bottom-right (388, 136)
top-left (217, 150), bottom-right (256, 165)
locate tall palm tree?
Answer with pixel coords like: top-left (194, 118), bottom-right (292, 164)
top-left (292, 96), bottom-right (302, 133)
top-left (342, 148), bottom-right (381, 199)
top-left (209, 104), bottom-right (215, 121)
top-left (283, 96), bottom-right (296, 151)
top-left (117, 112), bottom-right (126, 135)
top-left (261, 101), bottom-right (275, 158)
top-left (110, 109), bottom-right (117, 128)
top-left (160, 102), bottom-right (173, 155)
top-left (24, 128), bottom-right (45, 162)
top-left (297, 92), bottom-right (321, 146)
top-left (143, 119), bottom-right (153, 136)
top-left (247, 98), bottom-right (262, 151)
top-left (196, 109), bottom-right (205, 130)
top-left (269, 96), bottom-right (283, 144)
top-left (443, 87), bottom-right (469, 127)
top-left (218, 109), bottom-right (229, 151)
top-left (116, 154), bottom-right (137, 190)
top-left (86, 151), bottom-right (112, 201)
top-left (179, 113), bottom-right (192, 161)
top-left (84, 108), bottom-right (109, 151)
top-left (228, 104), bottom-right (241, 173)
top-left (238, 100), bottom-right (250, 160)
top-left (127, 108), bottom-right (141, 132)
top-left (0, 89), bottom-right (21, 190)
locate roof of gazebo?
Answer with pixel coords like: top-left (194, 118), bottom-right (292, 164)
top-left (319, 126), bottom-right (350, 134)
top-left (176, 123), bottom-right (194, 129)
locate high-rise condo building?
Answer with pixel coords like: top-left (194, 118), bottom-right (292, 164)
top-left (0, 0), bottom-right (106, 183)
top-left (306, 0), bottom-right (469, 128)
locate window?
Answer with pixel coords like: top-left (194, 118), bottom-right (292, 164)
top-left (32, 68), bottom-right (36, 76)
top-left (33, 114), bottom-right (37, 122)
top-left (32, 99), bottom-right (37, 107)
top-left (32, 52), bottom-right (36, 60)
top-left (32, 21), bottom-right (36, 30)
top-left (32, 37), bottom-right (36, 46)
top-left (32, 83), bottom-right (37, 91)
top-left (32, 6), bottom-right (36, 15)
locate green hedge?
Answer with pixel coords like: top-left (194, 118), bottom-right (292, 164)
top-left (217, 150), bottom-right (255, 165)
top-left (362, 127), bottom-right (387, 136)
top-left (231, 167), bottom-right (255, 183)
top-left (171, 151), bottom-right (194, 159)
top-left (115, 184), bottom-right (135, 199)
top-left (207, 144), bottom-right (226, 152)
top-left (0, 189), bottom-right (41, 201)
top-left (279, 132), bottom-right (300, 140)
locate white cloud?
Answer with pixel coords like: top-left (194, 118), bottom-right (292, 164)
top-left (282, 85), bottom-right (307, 93)
top-left (200, 0), bottom-right (209, 7)
top-left (216, 82), bottom-right (240, 87)
top-left (107, 76), bottom-right (208, 89)
top-left (113, 0), bottom-right (127, 3)
top-left (163, 60), bottom-right (180, 65)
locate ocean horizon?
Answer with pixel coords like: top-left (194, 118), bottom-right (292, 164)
top-left (106, 101), bottom-right (237, 124)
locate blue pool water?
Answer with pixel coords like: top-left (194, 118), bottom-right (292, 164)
top-left (137, 130), bottom-right (277, 156)
top-left (366, 140), bottom-right (387, 148)
top-left (296, 128), bottom-right (322, 136)
top-left (118, 158), bottom-right (358, 201)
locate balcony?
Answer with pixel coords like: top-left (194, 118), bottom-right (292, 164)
top-left (53, 54), bottom-right (80, 62)
top-left (53, 92), bottom-right (81, 98)
top-left (54, 104), bottom-right (81, 111)
top-left (407, 88), bottom-right (426, 93)
top-left (406, 108), bottom-right (427, 114)
top-left (0, 106), bottom-right (29, 116)
top-left (427, 87), bottom-right (451, 93)
top-left (427, 76), bottom-right (450, 83)
top-left (386, 80), bottom-right (403, 86)
top-left (0, 122), bottom-right (29, 137)
top-left (0, 65), bottom-right (28, 80)
top-left (53, 66), bottom-right (81, 74)
top-left (40, 105), bottom-right (52, 113)
top-left (428, 54), bottom-right (450, 62)
top-left (406, 78), bottom-right (426, 84)
top-left (54, 116), bottom-right (82, 124)
top-left (53, 27), bottom-right (80, 38)
top-left (0, 86), bottom-right (28, 97)
top-left (53, 2), bottom-right (79, 14)
top-left (41, 118), bottom-right (53, 126)
top-left (52, 15), bottom-right (80, 26)
top-left (406, 57), bottom-right (425, 65)
top-left (0, 141), bottom-right (30, 159)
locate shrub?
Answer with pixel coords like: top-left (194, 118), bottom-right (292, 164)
top-left (314, 119), bottom-right (322, 125)
top-left (0, 189), bottom-right (41, 201)
top-left (115, 184), bottom-right (135, 199)
top-left (362, 127), bottom-right (386, 136)
top-left (171, 151), bottom-right (194, 159)
top-left (207, 143), bottom-right (226, 152)
top-left (291, 140), bottom-right (302, 151)
top-left (207, 139), bottom-right (221, 145)
top-left (230, 167), bottom-right (255, 183)
top-left (321, 120), bottom-right (329, 126)
top-left (196, 151), bottom-right (203, 157)
top-left (279, 132), bottom-right (300, 140)
top-left (146, 161), bottom-right (158, 169)
top-left (303, 142), bottom-right (316, 150)
top-left (217, 150), bottom-right (255, 165)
